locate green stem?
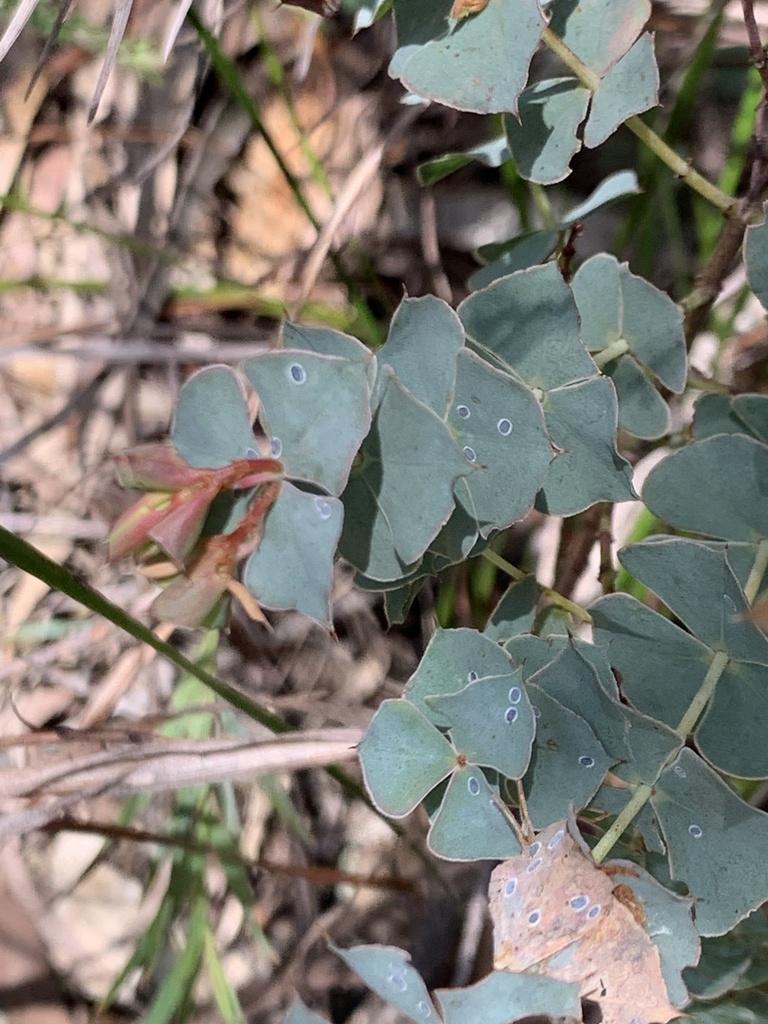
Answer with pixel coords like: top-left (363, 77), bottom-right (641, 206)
top-left (592, 337), bottom-right (629, 369)
top-left (593, 534), bottom-right (768, 860)
top-left (540, 27), bottom-right (736, 215)
top-left (593, 647), bottom-right (728, 862)
top-left (482, 548), bottom-right (526, 581)
top-left (592, 784), bottom-right (652, 864)
top-left (744, 538), bottom-right (768, 604)
top-left (481, 550), bottom-right (593, 624)
top-left (675, 649), bottom-right (729, 738)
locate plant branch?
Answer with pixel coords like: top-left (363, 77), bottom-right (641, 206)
top-left (744, 538), bottom-right (768, 603)
top-left (594, 651), bottom-right (728, 863)
top-left (683, 1), bottom-right (768, 340)
top-left (675, 649), bottom-right (729, 738)
top-left (540, 27), bottom-right (735, 214)
top-left (482, 549), bottom-right (593, 623)
top-left (592, 535), bottom-right (768, 862)
top-left (592, 784), bottom-right (652, 863)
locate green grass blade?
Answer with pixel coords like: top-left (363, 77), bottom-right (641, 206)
top-left (0, 525), bottom-right (288, 732)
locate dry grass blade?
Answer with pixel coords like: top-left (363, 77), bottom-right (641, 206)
top-left (24, 0), bottom-right (76, 99)
top-left (87, 0), bottom-right (134, 123)
top-left (0, 0), bottom-right (42, 64)
top-left (0, 728), bottom-right (363, 800)
top-left (163, 0), bottom-right (195, 61)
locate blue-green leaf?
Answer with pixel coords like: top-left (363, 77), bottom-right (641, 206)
top-left (585, 33), bottom-right (660, 148)
top-left (693, 394), bottom-right (753, 441)
top-left (285, 998), bottom-right (331, 1024)
top-left (561, 170), bottom-right (642, 223)
top-left (529, 644), bottom-right (681, 786)
top-left (281, 322), bottom-right (374, 366)
top-left (484, 574), bottom-right (539, 642)
top-left (549, 0), bottom-right (651, 76)
top-left (426, 669), bottom-right (535, 779)
top-left (608, 354), bottom-right (671, 440)
top-left (397, 0), bottom-right (546, 115)
top-left (536, 376), bottom-right (636, 514)
top-left (331, 944), bottom-right (437, 1023)
top-left (643, 435), bottom-right (768, 542)
top-left (685, 915), bottom-right (768, 1002)
top-left (358, 699), bottom-right (456, 817)
top-left (427, 765), bottom-right (521, 860)
top-left (377, 295), bottom-right (464, 417)
top-left (651, 749), bottom-right (768, 936)
top-left (434, 970), bottom-right (581, 1024)
top-left (339, 370), bottom-right (470, 580)
top-left (522, 684), bottom-right (613, 828)
top-left (619, 539), bottom-right (768, 664)
top-left (242, 351), bottom-right (371, 496)
top-left (591, 591), bottom-right (712, 725)
top-left (572, 253), bottom-right (687, 393)
top-left (242, 483), bottom-right (342, 624)
top-left (403, 627), bottom-right (515, 724)
top-left (417, 135), bottom-right (511, 186)
top-left (447, 350), bottom-right (553, 533)
top-left (469, 231), bottom-right (559, 289)
top-left (503, 78), bottom-right (590, 184)
top-left (459, 263), bottom-right (595, 390)
top-left (505, 633), bottom-right (618, 695)
top-left (744, 200), bottom-right (768, 310)
top-left (732, 395), bottom-right (768, 444)
top-left (172, 365), bottom-right (256, 468)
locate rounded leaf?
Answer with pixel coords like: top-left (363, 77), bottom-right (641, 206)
top-left (242, 350), bottom-right (371, 496)
top-left (643, 435), bottom-right (768, 542)
top-left (426, 670), bottom-right (535, 780)
top-left (172, 365), bottom-right (256, 468)
top-left (427, 766), bottom-right (521, 860)
top-left (332, 944), bottom-right (437, 1023)
top-left (242, 482), bottom-right (342, 624)
top-left (358, 700), bottom-right (456, 817)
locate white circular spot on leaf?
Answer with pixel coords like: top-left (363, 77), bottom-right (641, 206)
top-left (457, 404), bottom-right (471, 419)
top-left (528, 909), bottom-right (541, 926)
top-left (467, 776), bottom-right (481, 796)
top-left (547, 829), bottom-right (564, 850)
top-left (269, 436), bottom-right (283, 458)
top-left (508, 686), bottom-right (522, 704)
top-left (463, 445), bottom-right (477, 463)
top-left (587, 904), bottom-right (602, 919)
top-left (388, 974), bottom-right (407, 992)
top-left (497, 418), bottom-right (513, 436)
top-left (504, 878), bottom-right (517, 897)
top-left (570, 895), bottom-right (588, 911)
top-left (467, 670), bottom-right (479, 683)
top-left (578, 755), bottom-right (595, 768)
top-left (527, 858), bottom-right (542, 874)
top-left (313, 496), bottom-right (333, 520)
top-left (417, 1001), bottom-right (432, 1018)
top-left (674, 765), bottom-right (687, 778)
top-left (505, 706), bottom-right (518, 724)
top-left (529, 842), bottom-right (541, 858)
top-left (689, 824), bottom-right (703, 838)
top-left (287, 362), bottom-right (307, 384)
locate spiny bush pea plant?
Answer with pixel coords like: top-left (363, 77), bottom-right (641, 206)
top-left (3, 0), bottom-right (768, 1022)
